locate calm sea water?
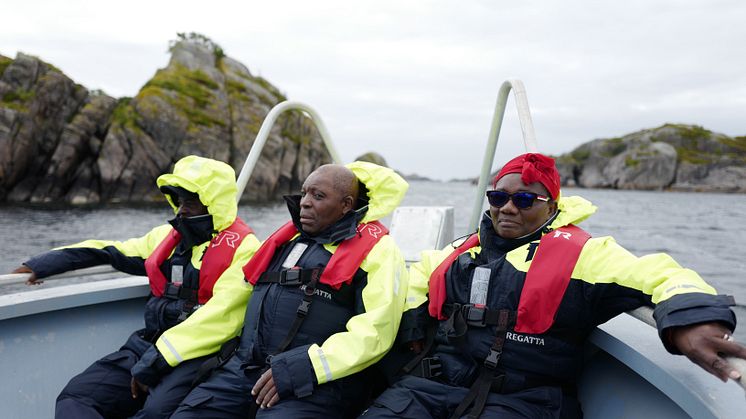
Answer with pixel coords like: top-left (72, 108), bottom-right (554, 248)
top-left (2, 181), bottom-right (745, 305)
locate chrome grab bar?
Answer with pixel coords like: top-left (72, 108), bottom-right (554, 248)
top-left (234, 100), bottom-right (342, 200)
top-left (469, 79), bottom-right (539, 232)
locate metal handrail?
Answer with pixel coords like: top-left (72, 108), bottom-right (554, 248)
top-left (235, 100), bottom-right (342, 200)
top-left (0, 266), bottom-right (125, 286)
top-left (468, 80), bottom-right (539, 232)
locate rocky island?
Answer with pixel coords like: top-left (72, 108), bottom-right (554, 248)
top-left (554, 124), bottom-right (746, 193)
top-left (0, 33), bottom-right (332, 205)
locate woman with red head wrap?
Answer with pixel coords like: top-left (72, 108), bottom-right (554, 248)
top-left (364, 152), bottom-right (743, 419)
top-left (488, 153), bottom-right (561, 239)
top-left (492, 153), bottom-right (561, 200)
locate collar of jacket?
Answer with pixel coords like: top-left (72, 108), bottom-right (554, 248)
top-left (283, 194), bottom-right (366, 245)
top-left (477, 210), bottom-right (555, 259)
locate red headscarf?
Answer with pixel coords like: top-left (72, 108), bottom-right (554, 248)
top-left (492, 153), bottom-right (560, 199)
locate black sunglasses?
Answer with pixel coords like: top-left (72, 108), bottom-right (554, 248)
top-left (485, 190), bottom-right (550, 209)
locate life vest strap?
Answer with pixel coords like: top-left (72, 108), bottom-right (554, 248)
top-left (408, 356), bottom-right (443, 379)
top-left (450, 309), bottom-right (514, 419)
top-left (256, 268), bottom-right (320, 287)
top-left (190, 336), bottom-right (241, 388)
top-left (268, 268), bottom-right (322, 360)
top-left (162, 282), bottom-right (199, 302)
top-left (443, 303), bottom-right (505, 328)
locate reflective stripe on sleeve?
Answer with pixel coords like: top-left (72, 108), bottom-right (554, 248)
top-left (160, 336), bottom-right (184, 363)
top-left (316, 347), bottom-right (333, 382)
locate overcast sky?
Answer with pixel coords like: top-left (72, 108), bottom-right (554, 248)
top-left (2, 0), bottom-right (745, 180)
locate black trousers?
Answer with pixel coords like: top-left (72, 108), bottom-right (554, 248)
top-left (55, 331), bottom-right (209, 419)
top-left (172, 355), bottom-right (368, 419)
top-left (360, 375), bottom-right (564, 419)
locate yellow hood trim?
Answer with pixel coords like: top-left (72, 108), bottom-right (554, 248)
top-left (156, 155), bottom-right (238, 232)
top-left (346, 161), bottom-right (409, 223)
top-left (549, 194), bottom-right (597, 230)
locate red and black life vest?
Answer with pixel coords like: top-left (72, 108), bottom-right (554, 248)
top-left (243, 220), bottom-right (388, 289)
top-left (428, 224), bottom-right (591, 334)
top-left (144, 218), bottom-right (254, 304)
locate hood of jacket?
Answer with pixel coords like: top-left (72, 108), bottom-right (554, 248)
top-left (156, 155), bottom-right (239, 232)
top-left (548, 194), bottom-right (597, 230)
top-left (346, 161), bottom-right (408, 223)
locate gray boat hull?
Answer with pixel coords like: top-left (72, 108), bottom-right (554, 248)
top-left (1, 277), bottom-right (741, 419)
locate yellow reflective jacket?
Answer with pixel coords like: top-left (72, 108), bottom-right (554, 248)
top-left (408, 195), bottom-right (719, 311)
top-left (24, 156), bottom-right (261, 371)
top-left (402, 194), bottom-right (735, 385)
top-left (149, 156), bottom-right (261, 366)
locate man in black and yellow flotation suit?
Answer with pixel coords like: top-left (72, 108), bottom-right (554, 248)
top-left (14, 155), bottom-right (261, 419)
top-left (170, 162), bottom-right (409, 418)
top-left (362, 153), bottom-right (746, 419)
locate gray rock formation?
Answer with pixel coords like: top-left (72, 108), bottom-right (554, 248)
top-left (0, 35), bottom-right (332, 205)
top-left (555, 124), bottom-right (746, 193)
top-left (354, 152), bottom-right (388, 167)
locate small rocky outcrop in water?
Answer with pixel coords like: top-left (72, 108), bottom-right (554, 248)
top-left (555, 124), bottom-right (746, 192)
top-left (0, 33), bottom-right (332, 204)
top-left (354, 152), bottom-right (388, 167)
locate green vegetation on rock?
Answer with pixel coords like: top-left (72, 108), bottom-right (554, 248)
top-left (139, 64), bottom-right (225, 128)
top-left (570, 148), bottom-right (591, 164)
top-left (170, 32), bottom-right (225, 62)
top-left (143, 65), bottom-right (217, 107)
top-left (2, 88), bottom-right (34, 103)
top-left (675, 146), bottom-right (712, 164)
top-left (0, 56), bottom-right (12, 76)
top-left (254, 76), bottom-right (287, 102)
top-left (672, 124), bottom-right (711, 141)
top-left (601, 137), bottom-right (627, 157)
top-left (281, 111), bottom-right (311, 145)
top-left (719, 136), bottom-right (746, 153)
top-left (556, 123), bottom-right (746, 193)
top-left (1, 88), bottom-right (34, 111)
top-left (110, 97), bottom-right (143, 133)
top-left (225, 78), bottom-right (253, 103)
top-left (624, 156), bottom-right (640, 167)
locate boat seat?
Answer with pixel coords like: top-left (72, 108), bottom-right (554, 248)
top-left (389, 206), bottom-right (454, 264)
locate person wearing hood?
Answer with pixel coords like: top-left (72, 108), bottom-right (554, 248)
top-left (13, 155), bottom-right (261, 419)
top-left (361, 153), bottom-right (746, 419)
top-left (170, 162), bottom-right (409, 418)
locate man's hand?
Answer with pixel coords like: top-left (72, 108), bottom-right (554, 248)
top-left (669, 322), bottom-right (746, 382)
top-left (251, 368), bottom-right (280, 409)
top-left (130, 377), bottom-right (149, 399)
top-left (12, 266), bottom-right (41, 285)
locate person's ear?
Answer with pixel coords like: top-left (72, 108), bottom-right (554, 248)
top-left (548, 199), bottom-right (558, 215)
top-left (342, 195), bottom-right (355, 213)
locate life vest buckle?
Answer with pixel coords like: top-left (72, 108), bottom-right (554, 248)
top-left (484, 348), bottom-right (501, 369)
top-left (297, 299), bottom-right (311, 317)
top-left (462, 304), bottom-right (487, 327)
top-left (163, 283), bottom-right (180, 299)
top-left (419, 356), bottom-right (443, 379)
top-left (279, 269), bottom-right (303, 286)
